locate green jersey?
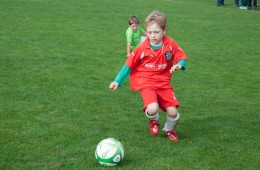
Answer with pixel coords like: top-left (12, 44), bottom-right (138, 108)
top-left (126, 27), bottom-right (145, 51)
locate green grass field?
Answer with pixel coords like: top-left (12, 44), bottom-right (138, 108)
top-left (1, 0), bottom-right (259, 169)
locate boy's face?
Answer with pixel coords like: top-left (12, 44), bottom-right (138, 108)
top-left (130, 24), bottom-right (139, 31)
top-left (146, 22), bottom-right (166, 46)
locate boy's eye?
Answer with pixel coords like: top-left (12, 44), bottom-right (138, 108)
top-left (148, 31), bottom-right (160, 34)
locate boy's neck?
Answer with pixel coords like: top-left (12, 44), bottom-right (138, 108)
top-left (150, 44), bottom-right (162, 50)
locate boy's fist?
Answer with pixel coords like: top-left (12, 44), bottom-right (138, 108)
top-left (169, 64), bottom-right (182, 73)
top-left (109, 82), bottom-right (119, 91)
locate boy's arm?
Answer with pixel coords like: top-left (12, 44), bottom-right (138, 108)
top-left (169, 60), bottom-right (187, 73)
top-left (178, 60), bottom-right (186, 70)
top-left (126, 29), bottom-right (133, 56)
top-left (114, 64), bottom-right (131, 86)
top-left (109, 64), bottom-right (131, 91)
top-left (141, 27), bottom-right (147, 37)
top-left (127, 42), bottom-right (131, 56)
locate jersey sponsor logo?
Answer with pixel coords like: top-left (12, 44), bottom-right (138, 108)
top-left (145, 63), bottom-right (167, 69)
top-left (165, 51), bottom-right (172, 60)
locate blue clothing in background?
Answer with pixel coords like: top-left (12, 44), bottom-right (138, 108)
top-left (247, 0), bottom-right (258, 7)
top-left (217, 0), bottom-right (224, 6)
top-left (241, 0), bottom-right (247, 6)
top-left (235, 0), bottom-right (239, 6)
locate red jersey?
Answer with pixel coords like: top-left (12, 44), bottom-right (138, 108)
top-left (125, 36), bottom-right (187, 91)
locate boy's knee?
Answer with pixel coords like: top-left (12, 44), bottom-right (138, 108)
top-left (146, 102), bottom-right (159, 115)
top-left (166, 107), bottom-right (178, 118)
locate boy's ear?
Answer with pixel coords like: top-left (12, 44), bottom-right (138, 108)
top-left (163, 27), bottom-right (167, 34)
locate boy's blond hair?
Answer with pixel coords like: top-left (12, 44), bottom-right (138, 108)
top-left (145, 10), bottom-right (167, 30)
top-left (128, 15), bottom-right (140, 25)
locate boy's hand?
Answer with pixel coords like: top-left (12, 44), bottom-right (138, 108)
top-left (109, 82), bottom-right (119, 91)
top-left (169, 64), bottom-right (182, 74)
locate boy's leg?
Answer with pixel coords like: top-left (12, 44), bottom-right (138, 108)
top-left (163, 107), bottom-right (180, 142)
top-left (163, 107), bottom-right (180, 131)
top-left (145, 103), bottom-right (160, 135)
top-left (157, 88), bottom-right (180, 142)
top-left (140, 88), bottom-right (160, 135)
top-left (145, 102), bottom-right (159, 118)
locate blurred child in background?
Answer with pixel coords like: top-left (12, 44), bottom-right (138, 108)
top-left (126, 16), bottom-right (147, 57)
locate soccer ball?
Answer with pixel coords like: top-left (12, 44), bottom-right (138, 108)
top-left (95, 138), bottom-right (124, 167)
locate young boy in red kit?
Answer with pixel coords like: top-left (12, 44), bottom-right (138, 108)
top-left (109, 10), bottom-right (188, 142)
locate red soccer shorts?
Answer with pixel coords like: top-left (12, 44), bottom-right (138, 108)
top-left (140, 87), bottom-right (180, 112)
